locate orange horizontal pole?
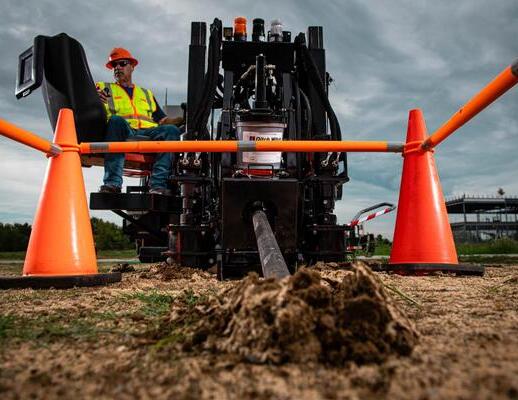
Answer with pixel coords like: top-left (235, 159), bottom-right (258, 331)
top-left (254, 140), bottom-right (400, 152)
top-left (79, 140), bottom-right (404, 154)
top-left (422, 61), bottom-right (518, 150)
top-left (0, 118), bottom-right (62, 156)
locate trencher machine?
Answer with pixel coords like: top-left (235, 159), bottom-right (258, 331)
top-left (15, 17), bottom-right (382, 278)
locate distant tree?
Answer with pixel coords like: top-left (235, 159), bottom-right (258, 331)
top-left (0, 223), bottom-right (31, 251)
top-left (90, 217), bottom-right (132, 250)
top-left (0, 219), bottom-right (132, 252)
top-left (375, 234), bottom-right (391, 245)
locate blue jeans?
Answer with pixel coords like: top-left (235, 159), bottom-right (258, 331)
top-left (103, 115), bottom-right (181, 188)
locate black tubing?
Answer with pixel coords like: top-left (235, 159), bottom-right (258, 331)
top-left (294, 34), bottom-right (341, 141)
top-left (190, 18), bottom-right (222, 139)
top-left (299, 87), bottom-right (313, 139)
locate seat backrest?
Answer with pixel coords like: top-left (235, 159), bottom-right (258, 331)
top-left (40, 33), bottom-right (106, 142)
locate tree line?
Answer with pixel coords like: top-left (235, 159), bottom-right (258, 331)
top-left (0, 218), bottom-right (132, 252)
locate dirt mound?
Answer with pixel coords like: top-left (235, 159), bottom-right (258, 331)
top-left (164, 262), bottom-right (418, 365)
top-left (140, 263), bottom-right (213, 281)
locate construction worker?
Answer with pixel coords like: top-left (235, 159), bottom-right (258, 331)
top-left (96, 47), bottom-right (182, 195)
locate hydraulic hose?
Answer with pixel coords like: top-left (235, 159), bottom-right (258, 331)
top-left (299, 87), bottom-right (313, 139)
top-left (295, 34), bottom-right (342, 141)
top-left (190, 18), bottom-right (222, 139)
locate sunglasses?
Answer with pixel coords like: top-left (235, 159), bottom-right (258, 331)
top-left (112, 60), bottom-right (131, 68)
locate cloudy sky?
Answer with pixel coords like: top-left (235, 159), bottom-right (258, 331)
top-left (0, 0), bottom-right (517, 238)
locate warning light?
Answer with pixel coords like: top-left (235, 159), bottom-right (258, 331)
top-left (234, 17), bottom-right (247, 41)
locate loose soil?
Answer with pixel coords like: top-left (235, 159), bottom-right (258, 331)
top-left (0, 261), bottom-right (516, 399)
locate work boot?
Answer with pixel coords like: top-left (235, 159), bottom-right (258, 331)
top-left (99, 184), bottom-right (121, 193)
top-left (149, 187), bottom-right (171, 196)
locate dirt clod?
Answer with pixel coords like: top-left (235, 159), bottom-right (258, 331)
top-left (110, 263), bottom-right (135, 273)
top-left (140, 263), bottom-right (213, 281)
top-left (164, 262), bottom-right (418, 365)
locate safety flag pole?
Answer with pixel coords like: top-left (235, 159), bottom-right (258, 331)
top-left (79, 140), bottom-right (405, 154)
top-left (422, 60), bottom-right (518, 150)
top-left (0, 119), bottom-right (62, 156)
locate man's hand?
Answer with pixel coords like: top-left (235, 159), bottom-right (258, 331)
top-left (96, 85), bottom-right (110, 104)
top-left (159, 116), bottom-right (184, 126)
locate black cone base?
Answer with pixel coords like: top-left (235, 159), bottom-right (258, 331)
top-left (384, 263), bottom-right (484, 276)
top-left (0, 272), bottom-right (122, 290)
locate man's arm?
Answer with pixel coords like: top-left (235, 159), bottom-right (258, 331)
top-left (153, 97), bottom-right (184, 126)
top-left (159, 116), bottom-right (184, 125)
top-left (96, 84), bottom-right (110, 104)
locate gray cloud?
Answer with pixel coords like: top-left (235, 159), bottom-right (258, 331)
top-left (0, 0), bottom-right (517, 238)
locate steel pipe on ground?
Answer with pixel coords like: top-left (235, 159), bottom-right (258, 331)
top-left (252, 210), bottom-right (290, 279)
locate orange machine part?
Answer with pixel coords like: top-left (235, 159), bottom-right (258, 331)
top-left (389, 109), bottom-right (458, 265)
top-left (23, 109), bottom-right (98, 276)
top-left (234, 16), bottom-right (247, 35)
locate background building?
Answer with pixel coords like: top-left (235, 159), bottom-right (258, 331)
top-left (446, 194), bottom-right (518, 242)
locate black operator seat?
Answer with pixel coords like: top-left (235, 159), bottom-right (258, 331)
top-left (38, 33), bottom-right (106, 144)
top-left (16, 33), bottom-right (155, 171)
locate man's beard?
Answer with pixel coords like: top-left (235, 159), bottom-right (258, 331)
top-left (114, 71), bottom-right (125, 83)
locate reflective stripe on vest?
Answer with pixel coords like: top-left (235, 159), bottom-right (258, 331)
top-left (96, 82), bottom-right (158, 129)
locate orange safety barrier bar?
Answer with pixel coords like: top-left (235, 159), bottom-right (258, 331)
top-left (0, 118), bottom-right (62, 156)
top-left (79, 140), bottom-right (404, 154)
top-left (422, 60), bottom-right (518, 150)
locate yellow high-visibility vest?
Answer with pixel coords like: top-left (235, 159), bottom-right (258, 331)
top-left (96, 82), bottom-right (158, 129)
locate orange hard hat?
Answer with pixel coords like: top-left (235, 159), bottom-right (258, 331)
top-left (106, 47), bottom-right (138, 69)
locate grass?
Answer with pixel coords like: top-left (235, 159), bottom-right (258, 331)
top-left (456, 238), bottom-right (518, 254)
top-left (0, 289), bottom-right (182, 347)
top-left (150, 290), bottom-right (208, 351)
top-left (0, 314), bottom-right (103, 343)
top-left (373, 238), bottom-right (518, 257)
top-left (458, 255), bottom-right (518, 264)
top-left (373, 242), bottom-right (391, 256)
top-left (125, 291), bottom-right (175, 318)
top-left (0, 251), bottom-right (25, 260)
top-left (0, 249), bottom-right (137, 261)
top-left (97, 249), bottom-right (137, 259)
top-left (3, 238), bottom-right (517, 260)
top-left (0, 292), bottom-right (175, 345)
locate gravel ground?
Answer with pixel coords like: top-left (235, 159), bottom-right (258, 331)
top-left (0, 262), bottom-right (516, 400)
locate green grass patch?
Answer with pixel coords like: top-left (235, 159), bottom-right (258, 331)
top-left (0, 308), bottom-right (135, 345)
top-left (97, 249), bottom-right (137, 259)
top-left (0, 314), bottom-right (102, 343)
top-left (150, 290), bottom-right (208, 352)
top-left (182, 289), bottom-right (207, 308)
top-left (458, 255), bottom-right (518, 264)
top-left (0, 249), bottom-right (137, 261)
top-left (456, 238), bottom-right (518, 255)
top-left (372, 238), bottom-right (518, 257)
top-left (0, 251), bottom-right (25, 260)
top-left (373, 242), bottom-right (391, 256)
top-left (126, 291), bottom-right (175, 317)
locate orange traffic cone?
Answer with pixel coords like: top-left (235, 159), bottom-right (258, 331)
top-left (0, 109), bottom-right (121, 289)
top-left (387, 109), bottom-right (483, 275)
